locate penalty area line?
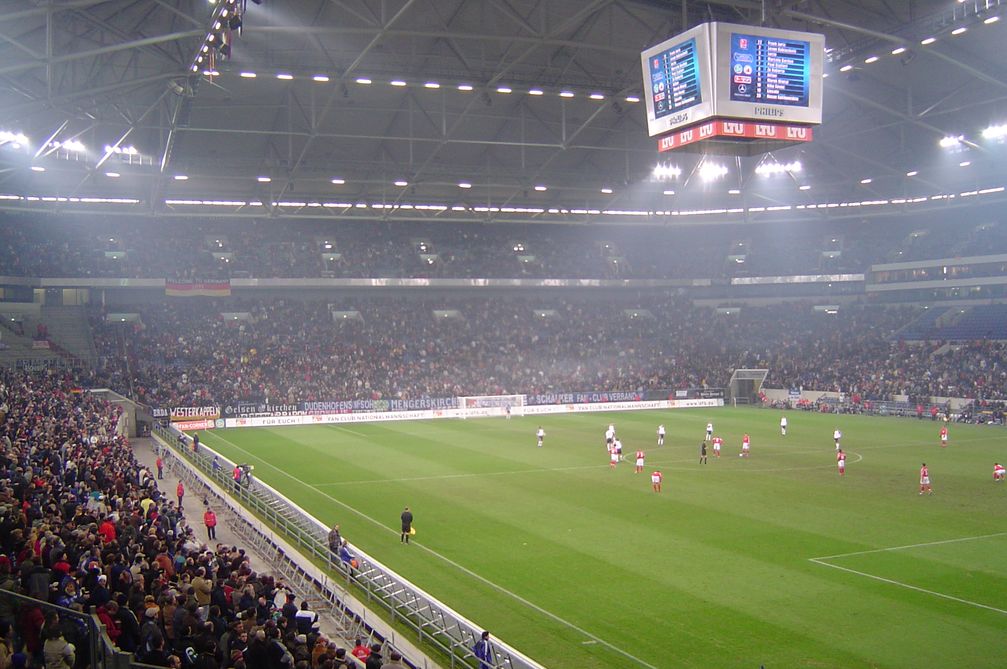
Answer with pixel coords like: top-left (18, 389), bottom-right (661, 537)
top-left (203, 430), bottom-right (660, 669)
top-left (810, 531), bottom-right (1007, 561)
top-left (808, 557), bottom-right (1007, 616)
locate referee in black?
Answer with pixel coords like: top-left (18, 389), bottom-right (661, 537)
top-left (400, 506), bottom-right (413, 544)
top-left (699, 441), bottom-right (707, 465)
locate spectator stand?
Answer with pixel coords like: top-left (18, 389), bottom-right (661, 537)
top-left (153, 422), bottom-right (542, 669)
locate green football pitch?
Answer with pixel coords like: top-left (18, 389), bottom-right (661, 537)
top-left (196, 407), bottom-right (1007, 669)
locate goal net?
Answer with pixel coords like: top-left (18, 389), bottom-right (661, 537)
top-left (727, 369), bottom-right (769, 406)
top-left (457, 394), bottom-right (526, 419)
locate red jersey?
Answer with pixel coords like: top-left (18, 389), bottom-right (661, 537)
top-left (837, 452), bottom-right (845, 464)
top-left (635, 450), bottom-right (645, 460)
top-left (940, 427), bottom-right (948, 438)
top-left (651, 471), bottom-right (663, 483)
top-left (176, 482), bottom-right (184, 497)
top-left (742, 434), bottom-right (750, 445)
top-left (920, 466), bottom-right (929, 479)
top-left (712, 437), bottom-right (723, 447)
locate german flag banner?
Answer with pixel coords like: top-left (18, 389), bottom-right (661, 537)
top-left (165, 280), bottom-right (231, 297)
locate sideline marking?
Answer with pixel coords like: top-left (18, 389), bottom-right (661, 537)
top-left (809, 532), bottom-right (1007, 616)
top-left (202, 430), bottom-right (660, 669)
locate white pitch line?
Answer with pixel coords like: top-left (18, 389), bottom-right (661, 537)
top-left (808, 558), bottom-right (1007, 616)
top-left (202, 430), bottom-right (660, 669)
top-left (810, 531), bottom-right (1007, 561)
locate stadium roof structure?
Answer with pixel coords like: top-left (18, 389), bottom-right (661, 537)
top-left (0, 0), bottom-right (1005, 224)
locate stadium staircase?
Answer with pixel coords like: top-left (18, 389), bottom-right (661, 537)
top-left (0, 316), bottom-right (65, 370)
top-left (165, 454), bottom-right (366, 643)
top-left (40, 305), bottom-right (98, 367)
top-left (892, 307), bottom-right (950, 341)
top-left (894, 305), bottom-right (1007, 341)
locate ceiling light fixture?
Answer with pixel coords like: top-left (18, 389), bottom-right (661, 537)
top-left (528, 89), bottom-right (544, 96)
top-left (906, 170), bottom-right (918, 177)
top-left (951, 26), bottom-right (967, 35)
top-left (394, 180), bottom-right (408, 186)
top-left (559, 91), bottom-right (574, 98)
top-left (424, 82), bottom-right (440, 89)
top-left (625, 96), bottom-right (640, 103)
top-left (31, 166), bottom-right (45, 172)
top-left (457, 84), bottom-right (473, 91)
top-left (496, 86), bottom-right (512, 94)
top-left (860, 178), bottom-right (872, 184)
top-left (276, 73), bottom-right (293, 80)
top-left (600, 187), bottom-right (613, 194)
top-left (458, 182), bottom-right (472, 189)
top-left (390, 80), bottom-right (407, 87)
top-left (589, 93), bottom-right (605, 100)
top-left (891, 46), bottom-right (907, 55)
top-left (174, 175), bottom-right (189, 181)
top-left (534, 185), bottom-right (547, 191)
top-left (257, 176), bottom-right (271, 182)
top-left (985, 15), bottom-right (1000, 24)
top-left (921, 37), bottom-right (936, 45)
top-left (355, 77), bottom-right (372, 85)
top-left (330, 178), bottom-right (345, 185)
top-left (864, 56), bottom-right (879, 64)
top-left (313, 75), bottom-right (330, 82)
top-left (240, 71), bottom-right (256, 78)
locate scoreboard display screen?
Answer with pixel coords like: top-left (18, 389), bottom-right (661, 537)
top-left (647, 37), bottom-right (703, 119)
top-left (728, 32), bottom-right (811, 107)
top-left (641, 22), bottom-right (824, 137)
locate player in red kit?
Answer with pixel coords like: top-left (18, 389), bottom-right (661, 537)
top-left (635, 450), bottom-right (646, 473)
top-left (994, 463), bottom-right (1005, 481)
top-left (836, 449), bottom-right (846, 476)
top-left (651, 470), bottom-right (662, 493)
top-left (711, 435), bottom-right (722, 458)
top-left (740, 434), bottom-right (750, 457)
top-left (939, 425), bottom-right (948, 447)
top-left (919, 463), bottom-right (932, 495)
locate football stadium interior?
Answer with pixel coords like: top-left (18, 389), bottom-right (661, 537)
top-left (0, 1), bottom-right (1005, 668)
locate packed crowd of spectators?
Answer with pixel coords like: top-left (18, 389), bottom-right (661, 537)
top-left (5, 212), bottom-right (1000, 282)
top-left (0, 369), bottom-right (369, 668)
top-left (85, 298), bottom-right (1007, 409)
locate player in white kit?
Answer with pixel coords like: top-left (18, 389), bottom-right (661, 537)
top-left (780, 415), bottom-right (788, 436)
top-left (705, 422), bottom-right (713, 442)
top-left (657, 424), bottom-right (665, 446)
top-left (833, 428), bottom-right (842, 451)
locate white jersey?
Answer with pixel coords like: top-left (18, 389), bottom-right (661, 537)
top-left (833, 430), bottom-right (842, 440)
top-left (536, 428), bottom-right (545, 438)
top-left (706, 423), bottom-right (713, 434)
top-left (605, 427), bottom-right (615, 442)
top-left (613, 439), bottom-right (623, 453)
top-left (780, 417), bottom-right (788, 428)
top-left (657, 425), bottom-right (665, 436)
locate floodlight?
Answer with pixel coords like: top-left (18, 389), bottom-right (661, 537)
top-left (906, 170), bottom-right (918, 177)
top-left (939, 135), bottom-right (963, 148)
top-left (698, 162), bottom-right (728, 182)
top-left (276, 73), bottom-right (293, 80)
top-left (600, 187), bottom-right (613, 194)
top-left (257, 176), bottom-right (271, 182)
top-left (920, 37), bottom-right (936, 45)
top-left (652, 164), bottom-right (681, 179)
top-left (839, 64), bottom-right (853, 72)
top-left (496, 86), bottom-right (512, 94)
top-left (458, 182), bottom-right (472, 188)
top-left (313, 75), bottom-right (331, 82)
top-left (589, 93), bottom-right (605, 100)
top-left (859, 178), bottom-right (872, 184)
top-left (528, 89), bottom-right (544, 96)
top-left (864, 56), bottom-right (879, 64)
top-left (951, 27), bottom-right (967, 35)
top-left (423, 82), bottom-right (440, 89)
top-left (390, 80), bottom-right (407, 87)
top-left (394, 180), bottom-right (408, 186)
top-left (534, 185), bottom-right (547, 191)
top-left (31, 166), bottom-right (45, 172)
top-left (105, 172), bottom-right (120, 178)
top-left (625, 96), bottom-right (640, 103)
top-left (891, 46), bottom-right (907, 55)
top-left (240, 72), bottom-right (256, 78)
top-left (982, 124), bottom-right (1007, 140)
top-left (799, 185), bottom-right (811, 190)
top-left (330, 178), bottom-right (345, 185)
top-left (559, 91), bottom-right (574, 98)
top-left (174, 175), bottom-right (188, 180)
top-left (457, 84), bottom-right (473, 91)
top-left (355, 78), bottom-right (371, 84)
top-left (728, 189), bottom-right (741, 195)
top-left (985, 16), bottom-right (1000, 24)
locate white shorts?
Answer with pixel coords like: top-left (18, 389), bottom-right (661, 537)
top-left (651, 476), bottom-right (661, 484)
top-left (713, 443), bottom-right (720, 451)
top-left (742, 444), bottom-right (750, 451)
top-left (636, 458), bottom-right (644, 467)
top-left (610, 454), bottom-right (619, 463)
top-left (838, 462), bottom-right (845, 470)
top-left (941, 436), bottom-right (947, 442)
top-left (921, 476), bottom-right (930, 485)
